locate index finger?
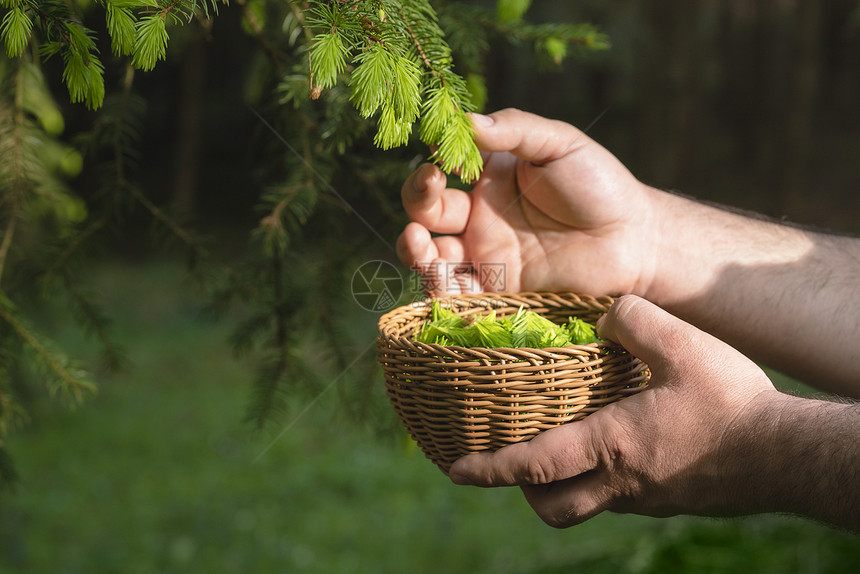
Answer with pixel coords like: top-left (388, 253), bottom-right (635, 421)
top-left (401, 163), bottom-right (472, 234)
top-left (448, 419), bottom-right (600, 487)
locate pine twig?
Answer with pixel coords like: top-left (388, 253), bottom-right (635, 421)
top-left (0, 299), bottom-right (96, 402)
top-left (247, 249), bottom-right (290, 429)
top-left (41, 218), bottom-right (106, 284)
top-left (59, 268), bottom-right (126, 372)
top-left (398, 7), bottom-right (433, 71)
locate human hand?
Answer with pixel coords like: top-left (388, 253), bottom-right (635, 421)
top-left (397, 108), bottom-right (659, 296)
top-left (447, 295), bottom-right (787, 527)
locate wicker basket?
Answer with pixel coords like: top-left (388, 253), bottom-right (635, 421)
top-left (376, 292), bottom-right (649, 473)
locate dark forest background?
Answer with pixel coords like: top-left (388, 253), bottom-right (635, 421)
top-left (114, 0), bottom-right (860, 236)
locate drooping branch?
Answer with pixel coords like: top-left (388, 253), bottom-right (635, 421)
top-left (0, 298), bottom-right (97, 402)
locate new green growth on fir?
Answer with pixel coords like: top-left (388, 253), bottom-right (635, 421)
top-left (305, 0), bottom-right (608, 183)
top-left (415, 300), bottom-right (600, 349)
top-left (0, 0), bottom-right (227, 110)
top-left (307, 0), bottom-right (484, 183)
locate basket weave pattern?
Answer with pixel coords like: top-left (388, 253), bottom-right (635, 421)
top-left (377, 292), bottom-right (650, 473)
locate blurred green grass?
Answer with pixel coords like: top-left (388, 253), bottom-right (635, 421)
top-left (1, 259), bottom-right (858, 573)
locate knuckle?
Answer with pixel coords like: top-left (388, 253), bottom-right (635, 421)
top-left (494, 107), bottom-right (519, 119)
top-left (609, 294), bottom-right (644, 324)
top-left (523, 455), bottom-right (553, 485)
top-left (590, 407), bottom-right (626, 466)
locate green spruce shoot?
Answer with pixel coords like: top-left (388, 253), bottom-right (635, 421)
top-left (416, 302), bottom-right (602, 349)
top-left (1, 6), bottom-right (32, 58)
top-left (567, 316), bottom-right (600, 345)
top-left (307, 0), bottom-right (484, 183)
top-left (133, 15), bottom-right (169, 72)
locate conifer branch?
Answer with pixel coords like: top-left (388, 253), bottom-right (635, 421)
top-left (320, 237), bottom-right (348, 376)
top-left (39, 218), bottom-right (106, 286)
top-left (59, 268), bottom-right (127, 373)
top-left (245, 248), bottom-right (289, 429)
top-left (397, 7), bottom-right (430, 71)
top-left (130, 186), bottom-right (211, 258)
top-left (305, 0), bottom-right (483, 182)
top-left (0, 383), bottom-right (25, 439)
top-left (0, 296), bottom-right (97, 402)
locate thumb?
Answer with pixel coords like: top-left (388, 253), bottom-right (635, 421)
top-left (470, 108), bottom-right (592, 166)
top-left (596, 295), bottom-right (702, 376)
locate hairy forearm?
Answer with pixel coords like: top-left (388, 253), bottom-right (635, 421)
top-left (645, 186), bottom-right (860, 397)
top-left (735, 392), bottom-right (860, 531)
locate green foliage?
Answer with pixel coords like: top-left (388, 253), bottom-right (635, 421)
top-left (0, 53), bottom-right (136, 487)
top-left (308, 0), bottom-right (483, 183)
top-left (1, 6), bottom-right (31, 58)
top-left (254, 182), bottom-right (319, 257)
top-left (472, 311), bottom-right (514, 347)
top-left (309, 30), bottom-right (348, 90)
top-left (431, 105), bottom-right (482, 183)
top-left (0, 0), bottom-right (607, 173)
top-left (0, 59), bottom-right (84, 217)
top-left (6, 273), bottom-right (859, 573)
top-left (568, 315), bottom-right (599, 345)
top-left (418, 84), bottom-right (458, 143)
top-left (132, 14), bottom-right (169, 71)
top-left (415, 301), bottom-right (601, 348)
top-left (19, 61), bottom-right (65, 134)
top-left (105, 1), bottom-right (140, 57)
top-left (0, 0), bottom-right (610, 485)
top-left (543, 36), bottom-right (567, 65)
top-left (0, 295), bottom-right (96, 404)
top-left (374, 101), bottom-right (413, 150)
top-left (497, 0), bottom-right (531, 23)
top-left (0, 0), bottom-right (228, 108)
top-left (440, 2), bottom-right (609, 73)
top-left (303, 0), bottom-right (609, 182)
top-left (60, 23), bottom-right (106, 110)
top-left (464, 73), bottom-right (488, 112)
top-left (415, 302), bottom-right (473, 346)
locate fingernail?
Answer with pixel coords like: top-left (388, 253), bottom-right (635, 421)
top-left (412, 164), bottom-right (431, 194)
top-left (470, 113), bottom-right (494, 127)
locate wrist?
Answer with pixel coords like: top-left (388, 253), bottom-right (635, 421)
top-left (724, 391), bottom-right (860, 529)
top-left (641, 186), bottom-right (815, 311)
top-left (639, 187), bottom-right (860, 394)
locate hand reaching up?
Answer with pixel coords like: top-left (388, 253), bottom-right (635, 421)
top-left (397, 108), bottom-right (659, 296)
